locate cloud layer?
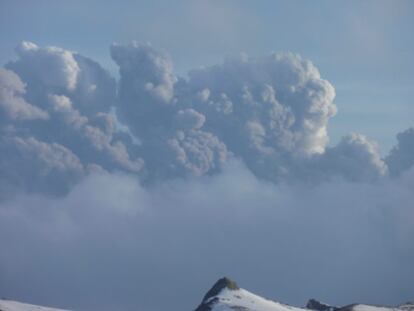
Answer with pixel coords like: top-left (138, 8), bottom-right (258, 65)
top-left (0, 162), bottom-right (413, 311)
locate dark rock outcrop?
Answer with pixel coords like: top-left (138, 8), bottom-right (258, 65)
top-left (306, 299), bottom-right (339, 311)
top-left (195, 277), bottom-right (239, 311)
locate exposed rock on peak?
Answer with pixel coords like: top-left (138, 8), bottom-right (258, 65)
top-left (203, 277), bottom-right (239, 301)
top-left (306, 299), bottom-right (339, 311)
top-left (195, 277), bottom-right (239, 311)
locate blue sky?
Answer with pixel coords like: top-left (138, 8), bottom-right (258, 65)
top-left (1, 0), bottom-right (413, 153)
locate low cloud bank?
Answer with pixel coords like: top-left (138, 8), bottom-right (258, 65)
top-left (0, 162), bottom-right (413, 311)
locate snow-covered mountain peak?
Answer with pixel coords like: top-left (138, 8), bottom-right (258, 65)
top-left (195, 277), bottom-right (305, 311)
top-left (194, 277), bottom-right (414, 311)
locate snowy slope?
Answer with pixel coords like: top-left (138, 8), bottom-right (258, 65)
top-left (399, 303), bottom-right (414, 311)
top-left (340, 304), bottom-right (414, 311)
top-left (194, 277), bottom-right (414, 311)
top-left (195, 277), bottom-right (308, 311)
top-left (1, 279), bottom-right (413, 311)
top-left (201, 286), bottom-right (305, 311)
top-left (0, 299), bottom-right (70, 311)
top-left (345, 305), bottom-right (397, 311)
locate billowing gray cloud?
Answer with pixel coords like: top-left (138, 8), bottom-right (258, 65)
top-left (0, 68), bottom-right (48, 122)
top-left (179, 52), bottom-right (339, 181)
top-left (0, 136), bottom-right (85, 198)
top-left (111, 42), bottom-right (176, 105)
top-left (7, 41), bottom-right (116, 117)
top-left (314, 133), bottom-right (388, 182)
top-left (110, 42), bottom-right (392, 183)
top-left (111, 43), bottom-right (336, 181)
top-left (386, 127), bottom-right (414, 177)
top-left (184, 52), bottom-right (337, 156)
top-left (13, 41), bottom-right (80, 91)
top-left (167, 129), bottom-right (228, 176)
top-left (0, 40), bottom-right (411, 196)
top-left (45, 94), bottom-right (143, 173)
top-left (0, 42), bottom-right (143, 197)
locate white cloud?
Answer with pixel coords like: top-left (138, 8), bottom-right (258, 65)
top-left (316, 133), bottom-right (388, 182)
top-left (14, 41), bottom-right (80, 91)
